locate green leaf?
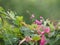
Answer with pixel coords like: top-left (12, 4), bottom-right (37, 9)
top-left (32, 34), bottom-right (40, 41)
top-left (29, 24), bottom-right (37, 30)
top-left (48, 22), bottom-right (55, 31)
top-left (13, 16), bottom-right (23, 26)
top-left (0, 7), bottom-right (4, 11)
top-left (7, 11), bottom-right (15, 20)
top-left (20, 26), bottom-right (35, 37)
top-left (49, 31), bottom-right (55, 37)
top-left (16, 16), bottom-right (23, 22)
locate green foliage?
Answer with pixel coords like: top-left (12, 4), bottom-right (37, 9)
top-left (32, 34), bottom-right (40, 41)
top-left (0, 7), bottom-right (60, 45)
top-left (29, 24), bottom-right (37, 30)
top-left (0, 7), bottom-right (23, 45)
top-left (13, 16), bottom-right (23, 26)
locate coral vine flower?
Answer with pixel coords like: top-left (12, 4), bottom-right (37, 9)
top-left (40, 35), bottom-right (46, 45)
top-left (35, 20), bottom-right (42, 25)
top-left (45, 27), bottom-right (50, 33)
top-left (41, 31), bottom-right (45, 35)
top-left (36, 25), bottom-right (50, 45)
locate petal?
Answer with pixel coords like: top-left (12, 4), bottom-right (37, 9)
top-left (35, 20), bottom-right (42, 25)
top-left (45, 27), bottom-right (50, 33)
top-left (40, 35), bottom-right (46, 45)
top-left (41, 31), bottom-right (45, 35)
top-left (40, 16), bottom-right (43, 19)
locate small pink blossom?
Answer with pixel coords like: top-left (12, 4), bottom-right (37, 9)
top-left (45, 27), bottom-right (50, 33)
top-left (40, 16), bottom-right (43, 19)
top-left (35, 20), bottom-right (42, 25)
top-left (41, 31), bottom-right (45, 35)
top-left (40, 35), bottom-right (46, 45)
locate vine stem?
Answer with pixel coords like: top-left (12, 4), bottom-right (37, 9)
top-left (19, 38), bottom-right (26, 45)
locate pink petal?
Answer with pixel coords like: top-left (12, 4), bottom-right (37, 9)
top-left (35, 20), bottom-right (42, 25)
top-left (40, 35), bottom-right (46, 45)
top-left (40, 16), bottom-right (43, 19)
top-left (41, 31), bottom-right (45, 35)
top-left (45, 27), bottom-right (50, 33)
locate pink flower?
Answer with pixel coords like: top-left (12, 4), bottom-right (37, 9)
top-left (45, 27), bottom-right (50, 33)
top-left (41, 31), bottom-right (45, 35)
top-left (35, 20), bottom-right (42, 25)
top-left (40, 35), bottom-right (46, 45)
top-left (40, 16), bottom-right (43, 19)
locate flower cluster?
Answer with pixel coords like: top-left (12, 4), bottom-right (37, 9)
top-left (31, 15), bottom-right (50, 45)
top-left (19, 15), bottom-right (53, 45)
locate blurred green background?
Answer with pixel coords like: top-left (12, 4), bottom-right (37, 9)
top-left (0, 0), bottom-right (60, 23)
